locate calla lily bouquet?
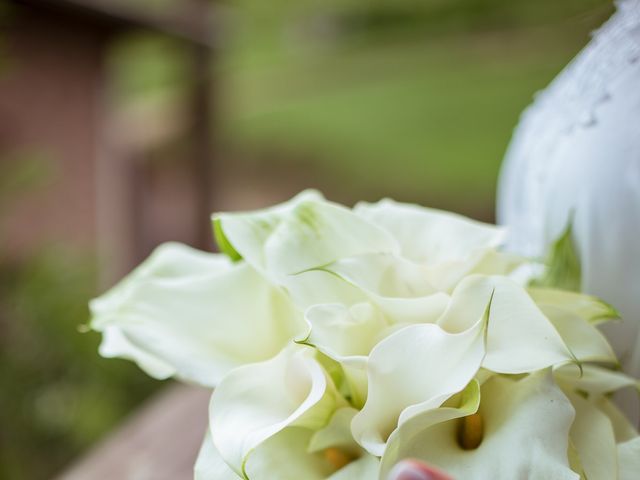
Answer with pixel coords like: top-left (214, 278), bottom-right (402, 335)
top-left (90, 191), bottom-right (640, 480)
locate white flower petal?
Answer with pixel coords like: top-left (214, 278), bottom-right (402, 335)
top-left (339, 359), bottom-right (369, 410)
top-left (287, 269), bottom-right (367, 310)
top-left (435, 275), bottom-right (495, 333)
top-left (323, 253), bottom-right (438, 299)
top-left (436, 275), bottom-right (574, 373)
top-left (372, 294), bottom-right (450, 325)
top-left (595, 396), bottom-right (639, 443)
top-left (380, 380), bottom-right (480, 479)
top-left (98, 325), bottom-right (175, 380)
top-left (555, 364), bottom-right (639, 396)
top-left (352, 316), bottom-right (487, 456)
top-left (308, 407), bottom-right (361, 455)
top-left (425, 249), bottom-right (524, 293)
top-left (91, 242), bottom-right (230, 319)
top-left (320, 253), bottom-right (449, 323)
top-left (618, 437), bottom-right (640, 480)
top-left (303, 303), bottom-right (389, 407)
top-left (527, 288), bottom-right (619, 325)
top-left (566, 391), bottom-right (617, 480)
top-left (194, 432), bottom-right (240, 480)
top-left (482, 276), bottom-right (574, 373)
top-left (354, 199), bottom-right (505, 265)
top-left (210, 345), bottom-right (341, 475)
top-left (244, 427), bottom-right (335, 480)
top-left (213, 190), bottom-right (398, 282)
top-left (90, 243), bottom-right (303, 386)
top-left (328, 454), bottom-right (380, 480)
top-left (305, 303), bottom-right (389, 359)
top-left (541, 305), bottom-right (618, 364)
top-left (244, 426), bottom-right (380, 480)
top-left (381, 372), bottom-right (578, 480)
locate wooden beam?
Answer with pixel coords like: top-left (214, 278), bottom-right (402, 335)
top-left (190, 42), bottom-right (217, 251)
top-left (14, 0), bottom-right (219, 47)
top-left (56, 384), bottom-right (211, 480)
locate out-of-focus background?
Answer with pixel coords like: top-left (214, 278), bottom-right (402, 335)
top-left (0, 0), bottom-right (612, 478)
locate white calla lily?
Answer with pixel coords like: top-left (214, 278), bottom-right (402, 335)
top-left (309, 407), bottom-right (382, 479)
top-left (246, 427), bottom-right (379, 480)
top-left (90, 243), bottom-right (303, 386)
top-left (527, 288), bottom-right (619, 325)
top-left (88, 190), bottom-right (640, 480)
top-left (197, 413), bottom-right (379, 480)
top-left (352, 313), bottom-right (487, 456)
top-left (287, 269), bottom-right (367, 310)
top-left (562, 392), bottom-right (639, 480)
top-left (195, 432), bottom-right (239, 480)
top-left (354, 199), bottom-right (523, 291)
top-left (597, 396), bottom-right (639, 443)
top-left (565, 391), bottom-right (617, 480)
top-left (199, 427), bottom-right (337, 480)
top-left (438, 275), bottom-right (575, 374)
top-left (349, 272), bottom-right (578, 456)
top-left (243, 428), bottom-right (335, 480)
top-left (564, 387), bottom-right (640, 480)
top-left (542, 306), bottom-right (618, 365)
top-left (210, 344), bottom-right (343, 476)
top-left (380, 371), bottom-right (578, 480)
top-left (213, 190), bottom-right (398, 285)
top-left (97, 325), bottom-right (176, 380)
top-left (555, 364), bottom-right (640, 396)
top-left (425, 249), bottom-right (524, 293)
top-left (304, 303), bottom-right (389, 360)
top-left (303, 303), bottom-right (389, 407)
top-left (317, 253), bottom-right (449, 323)
top-left (379, 380), bottom-right (480, 479)
top-left (308, 407), bottom-right (361, 455)
top-left (327, 455), bottom-right (380, 479)
top-left (481, 277), bottom-right (575, 373)
top-left (323, 253), bottom-right (438, 299)
top-left (618, 437), bottom-right (640, 480)
top-left (354, 198), bottom-right (505, 264)
top-left (213, 191), bottom-right (397, 311)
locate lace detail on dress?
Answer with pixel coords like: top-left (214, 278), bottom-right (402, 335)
top-left (498, 0), bottom-right (640, 257)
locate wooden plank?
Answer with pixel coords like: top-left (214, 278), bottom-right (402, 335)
top-left (17, 0), bottom-right (218, 47)
top-left (56, 384), bottom-right (211, 480)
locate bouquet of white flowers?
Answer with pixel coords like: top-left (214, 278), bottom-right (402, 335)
top-left (90, 191), bottom-right (640, 480)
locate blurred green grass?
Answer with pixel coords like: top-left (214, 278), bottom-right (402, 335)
top-left (0, 251), bottom-right (160, 479)
top-left (109, 0), bottom-right (611, 213)
top-left (218, 0), bottom-right (611, 213)
top-left (222, 34), bottom-right (565, 209)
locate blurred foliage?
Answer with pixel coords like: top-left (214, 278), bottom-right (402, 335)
top-left (108, 32), bottom-right (191, 105)
top-left (0, 155), bottom-right (160, 480)
top-left (108, 0), bottom-right (612, 215)
top-left (0, 148), bottom-right (53, 208)
top-left (217, 0), bottom-right (612, 214)
top-left (0, 251), bottom-right (161, 479)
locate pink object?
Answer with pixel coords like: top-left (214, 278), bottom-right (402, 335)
top-left (387, 459), bottom-right (455, 480)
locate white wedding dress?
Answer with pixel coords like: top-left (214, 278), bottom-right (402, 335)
top-left (497, 0), bottom-right (640, 420)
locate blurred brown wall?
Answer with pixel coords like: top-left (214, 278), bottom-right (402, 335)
top-left (0, 6), bottom-right (109, 256)
top-left (0, 2), bottom-right (218, 287)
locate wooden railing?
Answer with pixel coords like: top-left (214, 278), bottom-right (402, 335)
top-left (56, 385), bottom-right (211, 480)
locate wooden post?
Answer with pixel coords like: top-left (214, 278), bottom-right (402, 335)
top-left (188, 0), bottom-right (217, 251)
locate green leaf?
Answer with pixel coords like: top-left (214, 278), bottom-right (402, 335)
top-left (531, 220), bottom-right (581, 291)
top-left (213, 217), bottom-right (243, 261)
